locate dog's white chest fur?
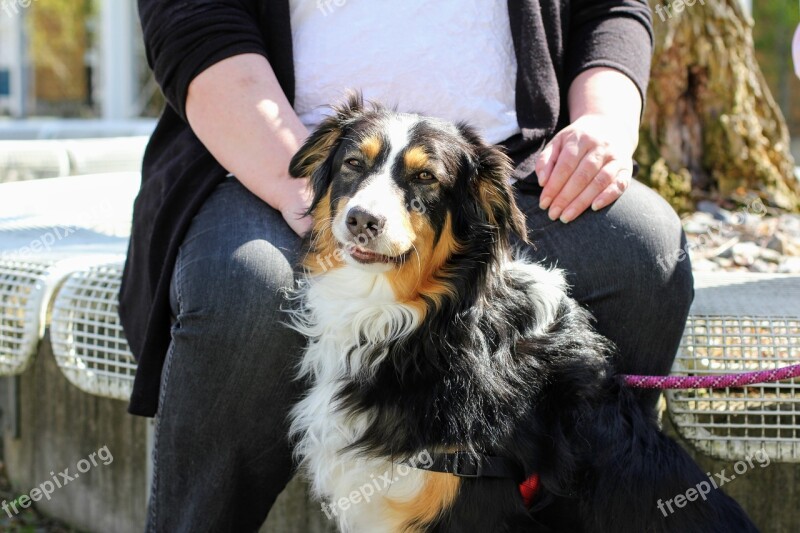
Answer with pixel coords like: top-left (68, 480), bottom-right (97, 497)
top-left (288, 266), bottom-right (428, 532)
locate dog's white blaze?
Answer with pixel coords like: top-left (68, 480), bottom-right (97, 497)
top-left (333, 115), bottom-right (420, 260)
top-left (287, 264), bottom-right (427, 532)
top-left (333, 172), bottom-right (412, 260)
top-left (383, 113), bottom-right (418, 161)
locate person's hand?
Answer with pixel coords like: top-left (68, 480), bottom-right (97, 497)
top-left (275, 176), bottom-right (314, 236)
top-left (535, 113), bottom-right (636, 223)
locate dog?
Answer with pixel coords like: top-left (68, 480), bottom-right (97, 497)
top-left (286, 94), bottom-right (758, 532)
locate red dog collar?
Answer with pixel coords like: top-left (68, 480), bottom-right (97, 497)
top-left (519, 473), bottom-right (541, 508)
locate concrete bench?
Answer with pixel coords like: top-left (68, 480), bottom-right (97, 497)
top-left (0, 173), bottom-right (798, 531)
top-left (0, 137), bottom-right (149, 183)
top-left (0, 172), bottom-right (333, 533)
top-left (0, 173), bottom-right (136, 380)
top-left (0, 172), bottom-right (143, 532)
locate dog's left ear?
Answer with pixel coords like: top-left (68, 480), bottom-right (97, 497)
top-left (466, 134), bottom-right (529, 244)
top-left (288, 92), bottom-right (366, 201)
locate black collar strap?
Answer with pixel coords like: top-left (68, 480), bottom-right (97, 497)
top-left (406, 451), bottom-right (524, 481)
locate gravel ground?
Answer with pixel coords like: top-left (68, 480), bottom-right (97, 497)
top-left (681, 197), bottom-right (800, 274)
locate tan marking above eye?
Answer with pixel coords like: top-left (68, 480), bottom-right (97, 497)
top-left (360, 136), bottom-right (382, 160)
top-left (403, 146), bottom-right (429, 171)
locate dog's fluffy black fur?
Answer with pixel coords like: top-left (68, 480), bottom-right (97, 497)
top-left (288, 94), bottom-right (758, 532)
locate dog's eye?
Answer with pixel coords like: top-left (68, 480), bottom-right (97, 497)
top-left (345, 158), bottom-right (363, 169)
top-left (416, 171), bottom-right (436, 182)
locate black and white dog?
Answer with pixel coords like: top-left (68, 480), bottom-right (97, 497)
top-left (286, 94), bottom-right (757, 532)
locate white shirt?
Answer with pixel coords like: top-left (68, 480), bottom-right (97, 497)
top-left (290, 0), bottom-right (521, 145)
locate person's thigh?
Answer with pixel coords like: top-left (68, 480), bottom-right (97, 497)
top-left (513, 179), bottom-right (694, 409)
top-left (149, 176), bottom-right (305, 533)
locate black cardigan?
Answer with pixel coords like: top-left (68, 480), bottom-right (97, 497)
top-left (122, 0), bottom-right (653, 416)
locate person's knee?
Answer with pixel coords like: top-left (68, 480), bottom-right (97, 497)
top-left (655, 228), bottom-right (695, 316)
top-left (605, 184), bottom-right (693, 304)
top-left (175, 238), bottom-right (296, 329)
top-left (635, 194), bottom-right (694, 313)
top-left (164, 238), bottom-right (304, 407)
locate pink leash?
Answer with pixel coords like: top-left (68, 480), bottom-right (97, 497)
top-left (621, 363), bottom-right (800, 389)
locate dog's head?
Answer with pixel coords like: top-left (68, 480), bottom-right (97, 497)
top-left (290, 93), bottom-right (527, 308)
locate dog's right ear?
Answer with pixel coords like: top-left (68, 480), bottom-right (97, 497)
top-left (289, 92), bottom-right (365, 180)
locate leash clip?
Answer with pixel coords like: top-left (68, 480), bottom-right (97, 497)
top-left (451, 452), bottom-right (483, 478)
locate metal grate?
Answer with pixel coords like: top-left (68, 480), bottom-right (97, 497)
top-left (50, 262), bottom-right (136, 400)
top-left (0, 258), bottom-right (53, 374)
top-left (668, 315), bottom-right (800, 462)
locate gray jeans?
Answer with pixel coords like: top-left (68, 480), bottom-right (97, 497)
top-left (147, 175), bottom-right (693, 532)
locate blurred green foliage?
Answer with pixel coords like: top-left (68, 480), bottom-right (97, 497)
top-left (753, 2), bottom-right (799, 137)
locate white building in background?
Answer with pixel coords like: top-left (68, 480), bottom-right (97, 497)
top-left (0, 11), bottom-right (25, 117)
top-left (0, 0), bottom-right (140, 121)
top-left (99, 0), bottom-right (138, 120)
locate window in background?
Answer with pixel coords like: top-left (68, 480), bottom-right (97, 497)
top-left (27, 0), bottom-right (98, 117)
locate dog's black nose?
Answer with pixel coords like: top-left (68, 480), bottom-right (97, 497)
top-left (346, 207), bottom-right (385, 237)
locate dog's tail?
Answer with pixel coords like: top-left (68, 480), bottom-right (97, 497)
top-left (575, 382), bottom-right (760, 533)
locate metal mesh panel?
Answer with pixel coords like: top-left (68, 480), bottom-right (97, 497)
top-left (668, 315), bottom-right (800, 462)
top-left (0, 259), bottom-right (53, 374)
top-left (50, 262), bottom-right (135, 400)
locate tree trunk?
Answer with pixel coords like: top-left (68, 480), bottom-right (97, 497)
top-left (637, 0), bottom-right (799, 212)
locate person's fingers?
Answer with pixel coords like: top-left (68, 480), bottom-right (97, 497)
top-left (535, 134), bottom-right (563, 187)
top-left (591, 170), bottom-right (631, 213)
top-left (559, 159), bottom-right (625, 223)
top-left (547, 149), bottom-right (608, 221)
top-left (539, 136), bottom-right (584, 211)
